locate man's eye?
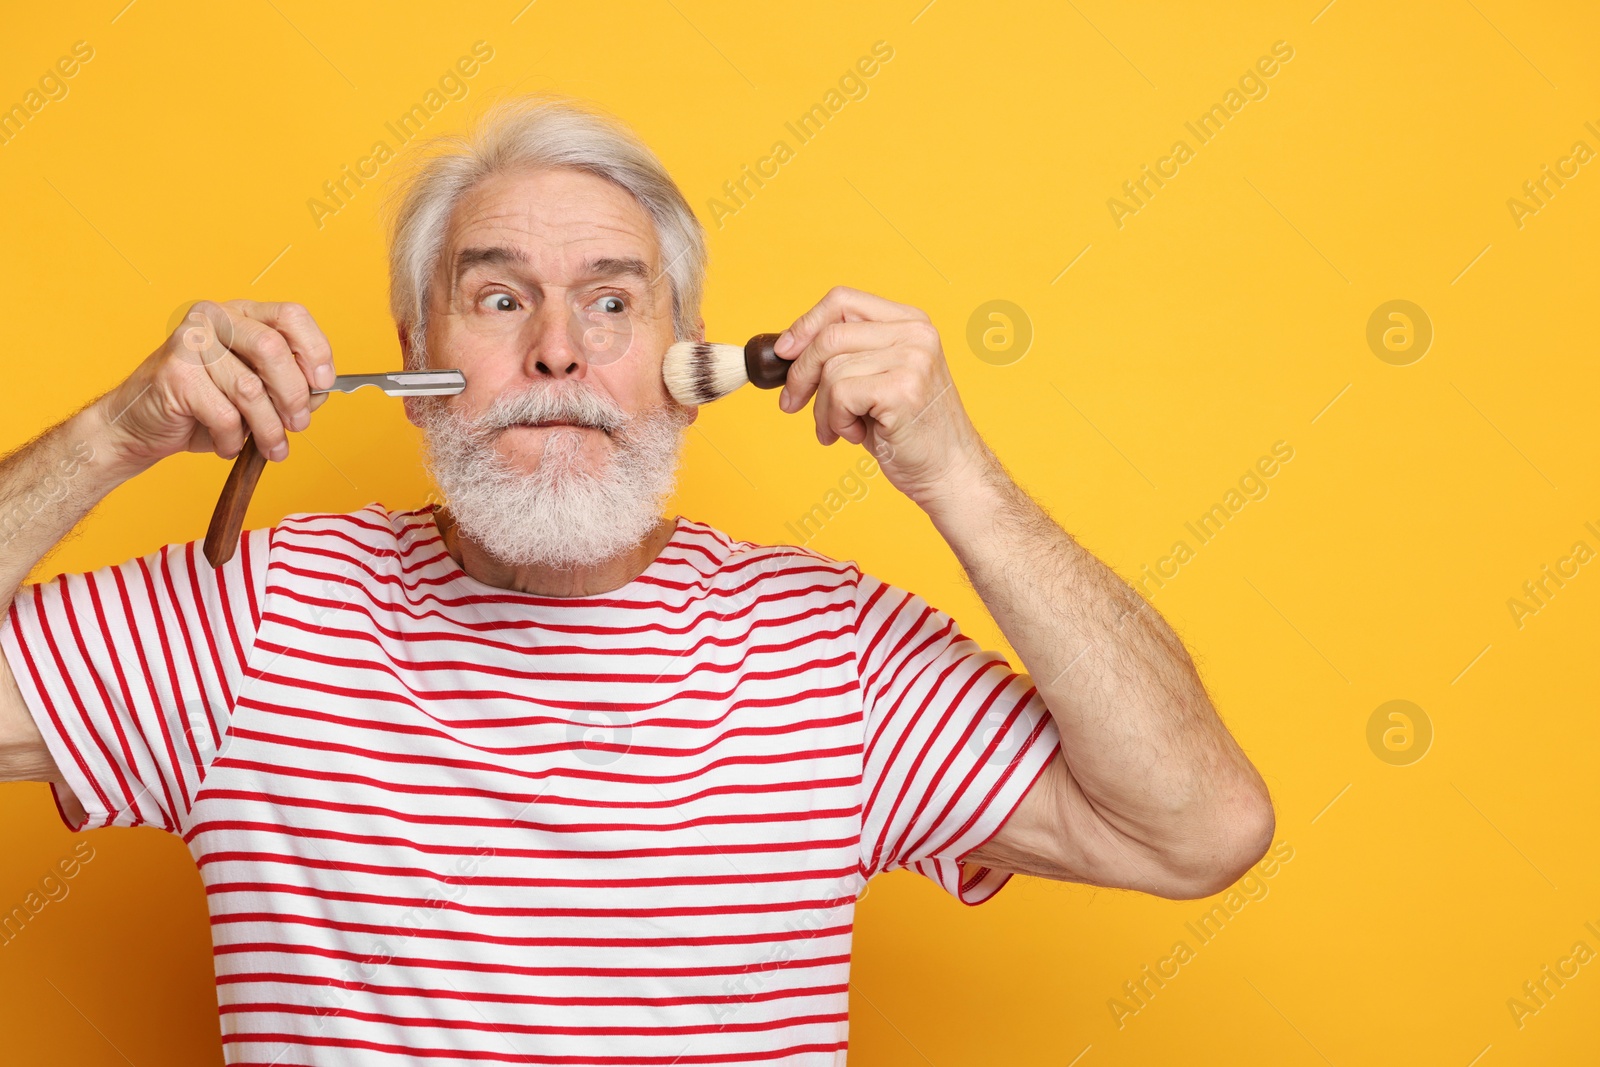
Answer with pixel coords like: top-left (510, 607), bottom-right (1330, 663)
top-left (482, 293), bottom-right (519, 312)
top-left (593, 295), bottom-right (626, 315)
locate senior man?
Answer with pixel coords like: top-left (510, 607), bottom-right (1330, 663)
top-left (0, 96), bottom-right (1272, 1064)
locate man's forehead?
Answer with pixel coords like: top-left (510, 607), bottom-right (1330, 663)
top-left (446, 169), bottom-right (661, 277)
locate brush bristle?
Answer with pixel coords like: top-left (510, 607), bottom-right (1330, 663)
top-left (663, 341), bottom-right (749, 405)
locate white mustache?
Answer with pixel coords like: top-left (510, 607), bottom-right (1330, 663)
top-left (475, 385), bottom-right (627, 434)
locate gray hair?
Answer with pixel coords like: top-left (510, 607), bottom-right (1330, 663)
top-left (383, 93), bottom-right (707, 369)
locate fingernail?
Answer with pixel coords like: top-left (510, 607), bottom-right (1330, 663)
top-left (269, 441), bottom-right (289, 462)
top-left (775, 331), bottom-right (792, 355)
top-left (292, 409), bottom-right (310, 431)
top-left (778, 388), bottom-right (792, 412)
top-left (316, 364), bottom-right (336, 389)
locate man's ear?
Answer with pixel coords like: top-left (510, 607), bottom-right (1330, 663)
top-left (398, 323), bottom-right (413, 366)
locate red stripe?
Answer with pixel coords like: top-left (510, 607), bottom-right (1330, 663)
top-left (850, 575), bottom-right (889, 683)
top-left (57, 572), bottom-right (145, 824)
top-left (209, 531), bottom-right (250, 694)
top-left (221, 1032), bottom-right (847, 1065)
top-left (137, 553), bottom-right (207, 773)
top-left (187, 817), bottom-right (857, 861)
top-left (206, 880), bottom-right (857, 920)
top-left (196, 850), bottom-right (860, 889)
top-left (110, 561), bottom-right (187, 817)
top-left (188, 793), bottom-right (864, 851)
top-left (155, 547), bottom-right (225, 764)
top-left (163, 542), bottom-right (226, 765)
top-left (196, 758), bottom-right (861, 812)
top-left (242, 525), bottom-right (263, 632)
top-left (210, 910), bottom-right (855, 951)
top-left (222, 1000), bottom-right (847, 1037)
top-left (212, 939), bottom-right (853, 979)
top-left (216, 970), bottom-right (849, 1008)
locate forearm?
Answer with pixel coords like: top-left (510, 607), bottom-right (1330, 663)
top-left (0, 397), bottom-right (132, 618)
top-left (923, 442), bottom-right (1270, 868)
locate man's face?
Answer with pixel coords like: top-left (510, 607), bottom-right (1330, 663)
top-left (402, 166), bottom-right (700, 570)
top-left (407, 165), bottom-right (687, 473)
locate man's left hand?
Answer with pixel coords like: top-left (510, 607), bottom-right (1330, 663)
top-left (775, 286), bottom-right (990, 510)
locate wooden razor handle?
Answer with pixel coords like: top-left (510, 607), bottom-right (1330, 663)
top-left (204, 436), bottom-right (268, 568)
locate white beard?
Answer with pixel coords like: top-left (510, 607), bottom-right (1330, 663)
top-left (414, 383), bottom-right (692, 569)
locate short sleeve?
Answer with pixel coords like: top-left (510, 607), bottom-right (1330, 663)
top-left (0, 526), bottom-right (272, 834)
top-left (853, 569), bottom-right (1061, 905)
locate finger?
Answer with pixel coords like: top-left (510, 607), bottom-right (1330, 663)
top-left (207, 351), bottom-right (289, 461)
top-left (824, 367), bottom-right (927, 450)
top-left (178, 301), bottom-right (315, 433)
top-left (781, 320), bottom-right (918, 413)
top-left (774, 286), bottom-right (927, 360)
top-left (175, 364), bottom-right (248, 458)
top-left (228, 299), bottom-right (337, 392)
top-left (172, 300), bottom-right (238, 368)
top-left (223, 314), bottom-right (315, 433)
top-left (812, 351), bottom-right (896, 445)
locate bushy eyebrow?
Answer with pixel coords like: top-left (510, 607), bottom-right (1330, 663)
top-left (584, 256), bottom-right (653, 284)
top-left (453, 245), bottom-right (527, 287)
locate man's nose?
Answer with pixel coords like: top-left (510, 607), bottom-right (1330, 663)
top-left (522, 303), bottom-right (587, 381)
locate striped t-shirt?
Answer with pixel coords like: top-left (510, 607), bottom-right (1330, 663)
top-left (0, 503), bottom-right (1060, 1065)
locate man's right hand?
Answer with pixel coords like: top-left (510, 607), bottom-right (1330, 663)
top-left (93, 300), bottom-right (337, 476)
top-left (0, 298), bottom-right (336, 786)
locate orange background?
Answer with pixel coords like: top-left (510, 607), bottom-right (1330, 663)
top-left (3, 1), bottom-right (1600, 1064)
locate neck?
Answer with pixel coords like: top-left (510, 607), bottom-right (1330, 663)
top-left (434, 506), bottom-right (678, 596)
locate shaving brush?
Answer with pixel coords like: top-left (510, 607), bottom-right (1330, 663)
top-left (663, 333), bottom-right (792, 405)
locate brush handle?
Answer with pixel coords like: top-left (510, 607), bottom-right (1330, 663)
top-left (204, 435), bottom-right (267, 568)
top-left (743, 334), bottom-right (791, 389)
